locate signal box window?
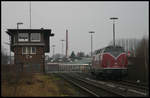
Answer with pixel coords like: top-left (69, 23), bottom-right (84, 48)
top-left (22, 47), bottom-right (36, 54)
top-left (22, 47), bottom-right (30, 54)
top-left (27, 47), bottom-right (30, 54)
top-left (30, 33), bottom-right (41, 42)
top-left (31, 47), bottom-right (36, 54)
top-left (22, 47), bottom-right (26, 54)
top-left (18, 33), bottom-right (29, 42)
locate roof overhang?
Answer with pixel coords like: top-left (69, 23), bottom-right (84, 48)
top-left (6, 29), bottom-right (54, 37)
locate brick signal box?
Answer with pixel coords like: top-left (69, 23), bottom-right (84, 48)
top-left (6, 28), bottom-right (54, 72)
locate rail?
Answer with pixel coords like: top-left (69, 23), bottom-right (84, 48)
top-left (71, 72), bottom-right (149, 97)
top-left (56, 73), bottom-right (126, 97)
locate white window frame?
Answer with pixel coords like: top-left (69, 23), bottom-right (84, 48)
top-left (22, 47), bottom-right (27, 54)
top-left (22, 47), bottom-right (26, 54)
top-left (30, 33), bottom-right (41, 42)
top-left (30, 47), bottom-right (36, 54)
top-left (22, 47), bottom-right (30, 54)
top-left (18, 33), bottom-right (29, 42)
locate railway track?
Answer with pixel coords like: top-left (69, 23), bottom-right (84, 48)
top-left (55, 73), bottom-right (127, 97)
top-left (106, 80), bottom-right (149, 97)
top-left (68, 72), bottom-right (149, 97)
top-left (56, 73), bottom-right (100, 97)
top-left (120, 80), bottom-right (149, 90)
top-left (75, 72), bottom-right (149, 91)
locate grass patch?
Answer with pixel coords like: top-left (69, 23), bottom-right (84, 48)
top-left (1, 65), bottom-right (81, 97)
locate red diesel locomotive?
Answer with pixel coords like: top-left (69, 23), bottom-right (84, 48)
top-left (91, 45), bottom-right (128, 79)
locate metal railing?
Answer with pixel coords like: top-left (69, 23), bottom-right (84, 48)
top-left (46, 63), bottom-right (91, 73)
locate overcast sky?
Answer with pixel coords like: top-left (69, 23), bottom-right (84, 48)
top-left (1, 1), bottom-right (149, 56)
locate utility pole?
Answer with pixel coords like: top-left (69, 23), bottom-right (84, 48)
top-left (110, 17), bottom-right (118, 47)
top-left (89, 31), bottom-right (95, 57)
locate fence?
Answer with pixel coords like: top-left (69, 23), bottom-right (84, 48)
top-left (45, 63), bottom-right (91, 73)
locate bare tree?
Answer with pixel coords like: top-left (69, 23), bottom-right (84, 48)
top-left (135, 36), bottom-right (149, 82)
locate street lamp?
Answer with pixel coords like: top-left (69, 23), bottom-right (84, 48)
top-left (89, 31), bottom-right (95, 57)
top-left (17, 22), bottom-right (23, 29)
top-left (16, 22), bottom-right (23, 68)
top-left (110, 17), bottom-right (118, 47)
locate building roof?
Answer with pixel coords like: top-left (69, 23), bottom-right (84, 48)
top-left (6, 28), bottom-right (54, 36)
top-left (6, 28), bottom-right (54, 53)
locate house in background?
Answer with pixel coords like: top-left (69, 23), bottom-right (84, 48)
top-left (6, 28), bottom-right (54, 72)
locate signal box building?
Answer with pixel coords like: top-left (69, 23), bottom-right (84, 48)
top-left (6, 28), bottom-right (54, 72)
